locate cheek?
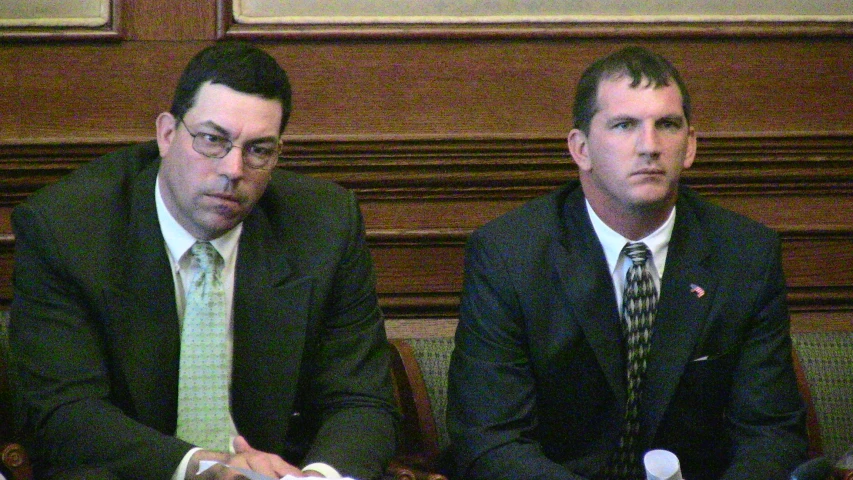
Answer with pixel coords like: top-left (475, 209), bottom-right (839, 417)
top-left (590, 148), bottom-right (627, 177)
top-left (244, 174), bottom-right (272, 199)
top-left (665, 140), bottom-right (693, 167)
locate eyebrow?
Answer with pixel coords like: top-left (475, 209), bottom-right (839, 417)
top-left (605, 113), bottom-right (685, 124)
top-left (656, 114), bottom-right (687, 125)
top-left (605, 115), bottom-right (637, 125)
top-left (196, 120), bottom-right (280, 143)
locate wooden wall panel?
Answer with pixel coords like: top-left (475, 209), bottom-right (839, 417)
top-left (2, 40), bottom-right (852, 142)
top-left (125, 0), bottom-right (217, 40)
top-left (0, 0), bottom-right (851, 336)
top-left (0, 49), bottom-right (17, 140)
top-left (5, 44), bottom-right (204, 141)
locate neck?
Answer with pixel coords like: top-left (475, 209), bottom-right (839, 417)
top-left (583, 189), bottom-right (675, 241)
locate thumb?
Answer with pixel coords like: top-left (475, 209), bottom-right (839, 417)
top-left (232, 435), bottom-right (254, 454)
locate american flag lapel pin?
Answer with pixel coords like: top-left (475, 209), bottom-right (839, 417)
top-left (689, 283), bottom-right (706, 298)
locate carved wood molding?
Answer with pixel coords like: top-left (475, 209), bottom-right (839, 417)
top-left (377, 289), bottom-right (853, 319)
top-left (1, 133), bottom-right (852, 205)
top-left (215, 0), bottom-right (853, 39)
top-left (0, 0), bottom-right (122, 41)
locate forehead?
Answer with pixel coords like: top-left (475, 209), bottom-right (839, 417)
top-left (186, 82), bottom-right (283, 135)
top-left (594, 76), bottom-right (685, 119)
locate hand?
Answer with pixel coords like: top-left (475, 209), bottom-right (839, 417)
top-left (230, 435), bottom-right (305, 478)
top-left (186, 437), bottom-right (304, 480)
top-left (186, 452), bottom-right (246, 480)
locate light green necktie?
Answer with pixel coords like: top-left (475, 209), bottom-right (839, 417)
top-left (176, 241), bottom-right (232, 452)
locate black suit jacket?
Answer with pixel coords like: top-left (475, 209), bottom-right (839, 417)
top-left (10, 142), bottom-right (398, 480)
top-left (447, 182), bottom-right (806, 480)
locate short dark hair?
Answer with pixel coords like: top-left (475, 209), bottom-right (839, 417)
top-left (170, 41), bottom-right (292, 134)
top-left (572, 46), bottom-right (691, 134)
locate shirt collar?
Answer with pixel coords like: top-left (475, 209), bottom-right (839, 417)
top-left (155, 173), bottom-right (242, 267)
top-left (585, 199), bottom-right (675, 277)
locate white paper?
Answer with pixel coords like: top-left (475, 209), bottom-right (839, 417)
top-left (199, 461), bottom-right (275, 480)
top-left (197, 461), bottom-right (355, 480)
top-left (644, 449), bottom-right (683, 480)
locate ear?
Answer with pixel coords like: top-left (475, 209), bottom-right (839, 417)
top-left (155, 112), bottom-right (178, 158)
top-left (568, 128), bottom-right (592, 172)
top-left (682, 125), bottom-right (697, 169)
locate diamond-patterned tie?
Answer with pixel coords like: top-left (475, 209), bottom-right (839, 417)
top-left (176, 242), bottom-right (232, 452)
top-left (604, 242), bottom-right (658, 480)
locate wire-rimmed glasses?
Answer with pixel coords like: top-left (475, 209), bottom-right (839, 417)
top-left (178, 119), bottom-right (280, 170)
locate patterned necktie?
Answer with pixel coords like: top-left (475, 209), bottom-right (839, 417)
top-left (176, 242), bottom-right (232, 452)
top-left (605, 242), bottom-right (659, 480)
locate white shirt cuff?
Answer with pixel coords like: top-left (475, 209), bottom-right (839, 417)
top-left (172, 447), bottom-right (203, 480)
top-left (302, 462), bottom-right (341, 478)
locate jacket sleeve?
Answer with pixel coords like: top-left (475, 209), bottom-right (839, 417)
top-left (720, 234), bottom-right (808, 479)
top-left (298, 191), bottom-right (399, 480)
top-left (447, 230), bottom-right (588, 480)
top-left (10, 201), bottom-right (192, 480)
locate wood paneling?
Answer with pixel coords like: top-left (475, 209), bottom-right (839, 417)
top-left (216, 0), bottom-right (853, 39)
top-left (2, 41), bottom-right (852, 142)
top-left (126, 0), bottom-right (217, 40)
top-left (0, 0), bottom-right (851, 334)
top-left (0, 0), bottom-right (122, 41)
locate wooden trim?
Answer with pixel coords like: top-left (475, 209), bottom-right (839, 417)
top-left (222, 23), bottom-right (853, 41)
top-left (388, 339), bottom-right (441, 464)
top-left (790, 309), bottom-right (853, 333)
top-left (216, 0), bottom-right (232, 39)
top-left (214, 0), bottom-right (852, 40)
top-left (1, 132), bottom-right (852, 200)
top-left (792, 348), bottom-right (824, 458)
top-left (2, 133), bottom-right (851, 319)
top-left (386, 319), bottom-right (458, 339)
top-left (0, 0), bottom-right (123, 41)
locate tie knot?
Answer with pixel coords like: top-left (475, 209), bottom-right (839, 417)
top-left (623, 242), bottom-right (651, 266)
top-left (191, 242), bottom-right (221, 272)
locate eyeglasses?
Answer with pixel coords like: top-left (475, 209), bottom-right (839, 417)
top-left (178, 118), bottom-right (280, 170)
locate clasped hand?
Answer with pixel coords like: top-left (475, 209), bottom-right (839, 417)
top-left (190, 435), bottom-right (316, 480)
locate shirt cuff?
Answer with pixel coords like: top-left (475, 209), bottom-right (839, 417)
top-left (302, 462), bottom-right (341, 478)
top-left (172, 447), bottom-right (203, 480)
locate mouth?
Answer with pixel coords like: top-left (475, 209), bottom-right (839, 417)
top-left (632, 168), bottom-right (666, 178)
top-left (206, 192), bottom-right (242, 207)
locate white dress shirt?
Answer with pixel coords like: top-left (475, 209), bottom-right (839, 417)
top-left (584, 199), bottom-right (675, 310)
top-left (155, 177), bottom-right (340, 480)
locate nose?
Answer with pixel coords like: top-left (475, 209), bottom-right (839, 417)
top-left (636, 123), bottom-right (661, 158)
top-left (217, 146), bottom-right (245, 180)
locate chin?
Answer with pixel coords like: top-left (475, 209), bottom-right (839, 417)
top-left (196, 216), bottom-right (241, 239)
top-left (628, 192), bottom-right (672, 210)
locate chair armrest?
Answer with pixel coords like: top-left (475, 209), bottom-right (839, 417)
top-left (835, 467), bottom-right (853, 480)
top-left (790, 456), bottom-right (832, 480)
top-left (387, 458), bottom-right (448, 480)
top-left (388, 339), bottom-right (441, 465)
top-left (1, 441), bottom-right (33, 480)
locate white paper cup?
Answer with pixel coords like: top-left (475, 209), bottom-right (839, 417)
top-left (644, 449), bottom-right (683, 480)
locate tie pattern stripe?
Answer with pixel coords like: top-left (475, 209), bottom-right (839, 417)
top-left (176, 242), bottom-right (232, 452)
top-left (601, 242), bottom-right (658, 480)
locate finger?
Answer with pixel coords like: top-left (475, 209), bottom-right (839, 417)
top-left (244, 452), bottom-right (301, 478)
top-left (270, 458), bottom-right (303, 478)
top-left (232, 435), bottom-right (253, 454)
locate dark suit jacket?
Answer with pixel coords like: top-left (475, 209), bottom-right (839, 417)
top-left (447, 181), bottom-right (807, 480)
top-left (10, 141), bottom-right (398, 480)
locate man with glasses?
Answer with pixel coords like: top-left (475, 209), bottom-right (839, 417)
top-left (10, 42), bottom-right (397, 480)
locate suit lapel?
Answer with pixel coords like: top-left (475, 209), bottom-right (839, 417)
top-left (230, 206), bottom-right (312, 452)
top-left (641, 196), bottom-right (716, 445)
top-left (102, 161), bottom-right (182, 433)
top-left (554, 188), bottom-right (627, 405)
